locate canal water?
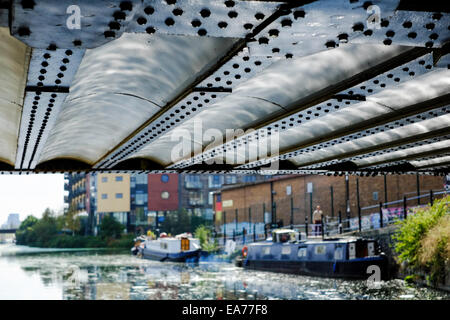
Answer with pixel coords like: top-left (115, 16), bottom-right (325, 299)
top-left (0, 244), bottom-right (448, 300)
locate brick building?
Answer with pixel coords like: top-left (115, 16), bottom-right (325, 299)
top-left (64, 172), bottom-right (271, 234)
top-left (213, 174), bottom-right (446, 232)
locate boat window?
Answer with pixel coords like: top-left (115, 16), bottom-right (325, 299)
top-left (334, 247), bottom-right (343, 260)
top-left (314, 245), bottom-right (326, 255)
top-left (160, 242), bottom-right (168, 250)
top-left (281, 246), bottom-right (291, 255)
top-left (263, 246), bottom-right (271, 256)
top-left (297, 247), bottom-right (307, 258)
top-left (181, 238), bottom-right (190, 251)
top-left (279, 233), bottom-right (289, 243)
top-left (367, 242), bottom-right (375, 256)
top-left (349, 243), bottom-right (356, 259)
top-left (356, 240), bottom-right (368, 258)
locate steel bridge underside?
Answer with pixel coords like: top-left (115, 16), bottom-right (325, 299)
top-left (0, 0), bottom-right (449, 176)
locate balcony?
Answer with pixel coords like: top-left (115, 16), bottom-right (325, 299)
top-left (185, 181), bottom-right (203, 189)
top-left (188, 199), bottom-right (204, 206)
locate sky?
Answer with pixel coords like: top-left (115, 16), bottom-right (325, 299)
top-left (0, 174), bottom-right (65, 224)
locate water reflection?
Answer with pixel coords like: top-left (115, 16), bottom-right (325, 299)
top-left (0, 244), bottom-right (448, 300)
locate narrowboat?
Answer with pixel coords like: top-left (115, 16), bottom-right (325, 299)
top-left (132, 232), bottom-right (201, 262)
top-left (241, 229), bottom-right (389, 280)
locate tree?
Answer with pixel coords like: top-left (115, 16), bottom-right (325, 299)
top-left (98, 215), bottom-right (124, 239)
top-left (160, 212), bottom-right (177, 235)
top-left (177, 209), bottom-right (191, 234)
top-left (65, 205), bottom-right (81, 236)
top-left (32, 208), bottom-right (58, 246)
top-left (159, 209), bottom-right (192, 235)
top-left (191, 215), bottom-right (210, 232)
top-left (41, 208), bottom-right (54, 220)
top-left (15, 215), bottom-right (38, 245)
top-left (15, 210), bottom-right (58, 246)
top-left (18, 215), bottom-right (38, 231)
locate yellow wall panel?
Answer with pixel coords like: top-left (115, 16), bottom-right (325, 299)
top-left (96, 173), bottom-right (130, 213)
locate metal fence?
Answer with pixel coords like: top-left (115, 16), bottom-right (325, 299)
top-left (214, 188), bottom-right (448, 246)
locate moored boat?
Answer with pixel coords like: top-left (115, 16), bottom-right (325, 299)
top-left (132, 232), bottom-right (201, 262)
top-left (241, 229), bottom-right (389, 280)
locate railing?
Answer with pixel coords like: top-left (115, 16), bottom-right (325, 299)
top-left (214, 188), bottom-right (448, 246)
top-left (0, 229), bottom-right (17, 234)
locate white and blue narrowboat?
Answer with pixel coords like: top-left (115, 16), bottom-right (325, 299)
top-left (132, 233), bottom-right (201, 262)
top-left (241, 229), bottom-right (389, 279)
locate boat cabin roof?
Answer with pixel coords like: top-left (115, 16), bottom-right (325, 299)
top-left (250, 236), bottom-right (369, 246)
top-left (272, 229), bottom-right (296, 234)
top-left (157, 237), bottom-right (198, 241)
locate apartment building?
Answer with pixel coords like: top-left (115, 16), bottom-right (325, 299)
top-left (64, 172), bottom-right (270, 234)
top-left (96, 173), bottom-right (131, 228)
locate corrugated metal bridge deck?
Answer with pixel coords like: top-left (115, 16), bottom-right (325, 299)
top-left (0, 0), bottom-right (449, 175)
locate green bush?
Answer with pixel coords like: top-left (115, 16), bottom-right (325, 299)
top-left (18, 215), bottom-right (38, 231)
top-left (194, 225), bottom-right (219, 253)
top-left (16, 210), bottom-right (58, 247)
top-left (15, 209), bottom-right (133, 249)
top-left (98, 215), bottom-right (124, 239)
top-left (107, 234), bottom-right (135, 249)
top-left (393, 195), bottom-right (449, 284)
top-left (85, 236), bottom-right (107, 248)
top-left (418, 214), bottom-right (450, 284)
top-left (159, 209), bottom-right (212, 236)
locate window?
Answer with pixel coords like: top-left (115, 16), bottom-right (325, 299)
top-left (115, 193), bottom-right (123, 199)
top-left (349, 243), bottom-right (356, 259)
top-left (101, 177), bottom-right (108, 183)
top-left (314, 245), bottom-right (326, 255)
top-left (367, 242), bottom-right (375, 256)
top-left (185, 175), bottom-right (202, 188)
top-left (286, 185), bottom-right (292, 196)
top-left (135, 174), bottom-right (147, 185)
top-left (205, 209), bottom-right (213, 220)
top-left (161, 174), bottom-right (169, 183)
top-left (115, 176), bottom-right (123, 182)
top-left (181, 238), bottom-right (189, 251)
top-left (263, 247), bottom-right (271, 256)
top-left (188, 191), bottom-right (204, 205)
top-left (225, 175), bottom-right (237, 184)
top-left (373, 192), bottom-right (379, 201)
top-left (208, 175), bottom-right (224, 188)
top-left (208, 192), bottom-right (214, 205)
top-left (334, 247), bottom-right (343, 260)
top-left (136, 194), bottom-right (145, 205)
top-left (101, 193), bottom-right (108, 199)
top-left (281, 246), bottom-right (291, 255)
top-left (161, 191), bottom-right (170, 199)
top-left (243, 175), bottom-right (256, 183)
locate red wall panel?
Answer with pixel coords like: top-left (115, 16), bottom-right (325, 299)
top-left (148, 174), bottom-right (179, 211)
